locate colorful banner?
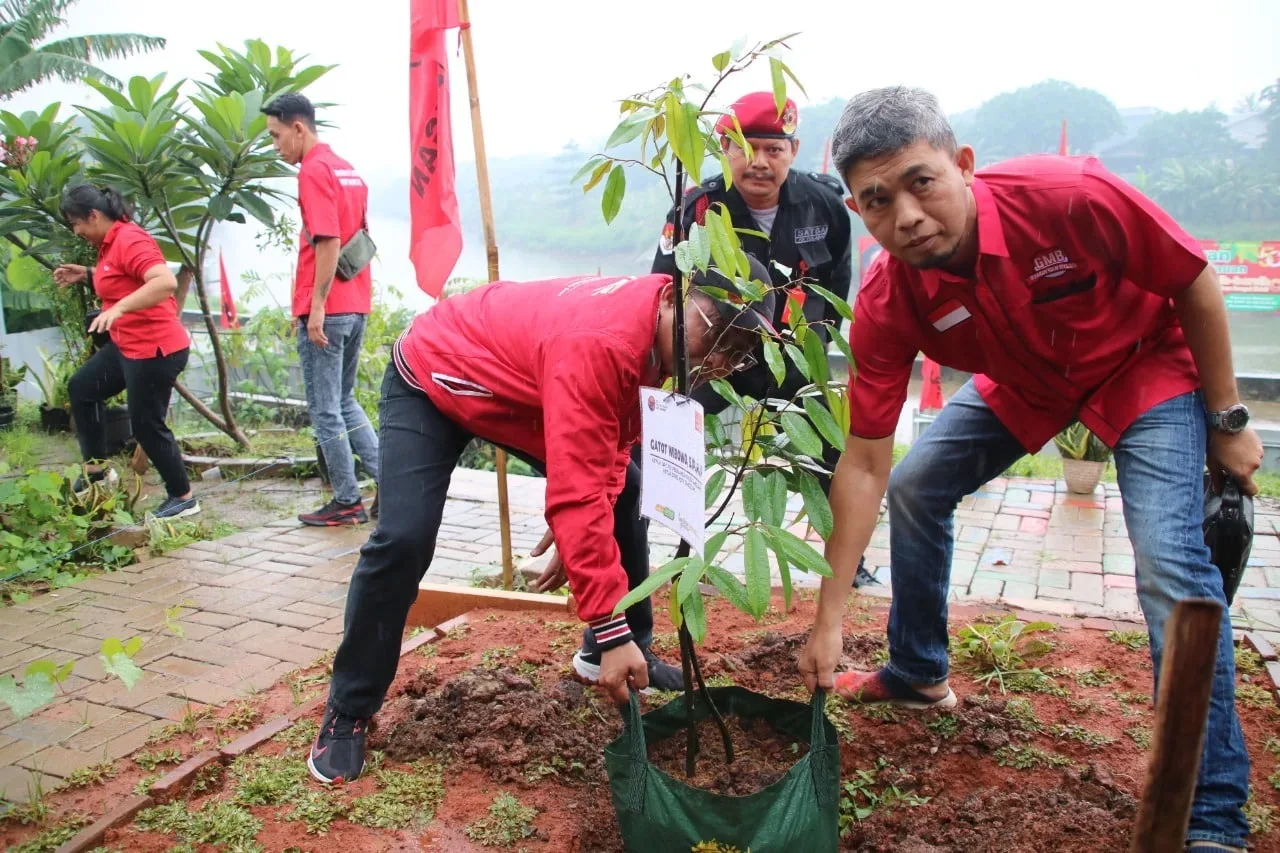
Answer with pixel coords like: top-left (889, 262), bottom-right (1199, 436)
top-left (218, 250), bottom-right (238, 329)
top-left (408, 0), bottom-right (462, 299)
top-left (1201, 241), bottom-right (1280, 313)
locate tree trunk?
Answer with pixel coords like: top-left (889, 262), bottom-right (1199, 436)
top-left (186, 265), bottom-right (249, 448)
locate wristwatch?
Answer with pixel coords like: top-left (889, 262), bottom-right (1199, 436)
top-left (1207, 403), bottom-right (1250, 434)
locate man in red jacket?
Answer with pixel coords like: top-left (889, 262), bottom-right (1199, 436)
top-left (308, 266), bottom-right (775, 784)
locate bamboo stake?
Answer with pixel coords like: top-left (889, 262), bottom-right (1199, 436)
top-left (1129, 598), bottom-right (1224, 852)
top-left (457, 0), bottom-right (514, 590)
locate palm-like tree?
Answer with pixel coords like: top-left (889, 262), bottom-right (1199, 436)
top-left (0, 0), bottom-right (165, 98)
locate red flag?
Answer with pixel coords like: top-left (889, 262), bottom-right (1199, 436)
top-left (218, 249), bottom-right (238, 329)
top-left (1058, 119), bottom-right (1068, 156)
top-left (920, 356), bottom-right (944, 411)
top-left (820, 137), bottom-right (831, 174)
top-left (408, 0), bottom-right (462, 299)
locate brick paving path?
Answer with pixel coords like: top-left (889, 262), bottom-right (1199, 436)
top-left (1, 467), bottom-right (1278, 801)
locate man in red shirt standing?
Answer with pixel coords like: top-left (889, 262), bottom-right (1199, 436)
top-left (264, 93), bottom-right (379, 526)
top-left (799, 87), bottom-right (1263, 851)
top-left (306, 268), bottom-right (773, 785)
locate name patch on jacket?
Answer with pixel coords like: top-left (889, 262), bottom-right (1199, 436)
top-left (794, 225), bottom-right (828, 244)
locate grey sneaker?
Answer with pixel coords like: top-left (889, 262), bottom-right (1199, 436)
top-left (152, 495), bottom-right (200, 520)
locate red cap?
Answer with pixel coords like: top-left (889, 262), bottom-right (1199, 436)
top-left (715, 91), bottom-right (799, 139)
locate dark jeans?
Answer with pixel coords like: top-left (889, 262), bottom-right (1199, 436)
top-left (888, 381), bottom-right (1248, 845)
top-left (69, 341), bottom-right (191, 498)
top-left (328, 365), bottom-right (653, 718)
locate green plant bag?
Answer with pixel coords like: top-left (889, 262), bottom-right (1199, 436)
top-left (605, 686), bottom-right (840, 852)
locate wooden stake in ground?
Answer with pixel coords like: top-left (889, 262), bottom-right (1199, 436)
top-left (1129, 598), bottom-right (1224, 852)
top-left (128, 444), bottom-right (149, 475)
top-left (456, 0), bottom-right (515, 590)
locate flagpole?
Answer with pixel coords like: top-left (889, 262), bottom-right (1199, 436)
top-left (456, 0), bottom-right (515, 590)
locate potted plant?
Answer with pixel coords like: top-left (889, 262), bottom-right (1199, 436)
top-left (30, 350), bottom-right (75, 433)
top-left (583, 36), bottom-right (846, 852)
top-left (0, 353), bottom-right (27, 430)
top-left (1053, 421), bottom-right (1112, 494)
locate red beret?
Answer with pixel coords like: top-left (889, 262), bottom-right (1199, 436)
top-left (714, 91), bottom-right (799, 139)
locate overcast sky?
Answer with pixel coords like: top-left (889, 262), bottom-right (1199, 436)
top-left (6, 0), bottom-right (1278, 306)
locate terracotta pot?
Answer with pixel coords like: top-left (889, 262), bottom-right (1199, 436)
top-left (1062, 458), bottom-right (1105, 495)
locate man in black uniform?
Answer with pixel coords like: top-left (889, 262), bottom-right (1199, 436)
top-left (651, 91), bottom-right (875, 588)
top-left (531, 93), bottom-right (874, 687)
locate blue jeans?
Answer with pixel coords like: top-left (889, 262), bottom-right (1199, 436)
top-left (297, 313), bottom-right (380, 504)
top-left (886, 380), bottom-right (1249, 847)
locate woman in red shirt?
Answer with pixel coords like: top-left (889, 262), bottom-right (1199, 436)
top-left (53, 185), bottom-right (199, 520)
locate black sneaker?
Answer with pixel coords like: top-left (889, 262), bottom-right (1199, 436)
top-left (299, 498), bottom-right (367, 527)
top-left (307, 704), bottom-right (372, 784)
top-left (852, 556), bottom-right (881, 588)
top-left (72, 468), bottom-right (118, 496)
top-left (152, 495), bottom-right (200, 519)
top-left (570, 645), bottom-right (685, 693)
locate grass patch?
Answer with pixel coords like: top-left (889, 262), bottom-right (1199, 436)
top-left (924, 712), bottom-right (959, 740)
top-left (823, 693), bottom-right (854, 740)
top-left (837, 757), bottom-right (929, 833)
top-left (1126, 726), bottom-right (1153, 749)
top-left (133, 774), bottom-right (159, 795)
top-left (1111, 691), bottom-right (1150, 705)
top-left (1106, 630), bottom-right (1149, 651)
top-left (347, 761), bottom-right (445, 830)
top-left (1004, 698), bottom-right (1044, 732)
top-left (995, 745), bottom-right (1072, 770)
top-left (1073, 667), bottom-right (1119, 688)
top-left (1067, 698), bottom-right (1101, 715)
top-left (134, 800), bottom-right (262, 851)
top-left (146, 516), bottom-right (237, 556)
top-left (274, 719), bottom-right (320, 751)
top-left (1247, 793), bottom-right (1276, 835)
top-left (1237, 646), bottom-right (1266, 677)
top-left (134, 747), bottom-right (183, 771)
top-left (6, 815), bottom-right (91, 853)
top-left (1237, 683), bottom-right (1275, 709)
top-left (286, 789), bottom-right (348, 835)
top-left (953, 615), bottom-right (1056, 693)
top-left (191, 762), bottom-right (223, 794)
top-left (1052, 724), bottom-right (1115, 748)
top-left (229, 753), bottom-right (309, 806)
top-left (479, 646), bottom-right (519, 670)
top-left (57, 761), bottom-right (117, 790)
top-left (465, 791), bottom-right (538, 847)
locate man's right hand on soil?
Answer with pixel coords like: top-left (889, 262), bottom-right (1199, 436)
top-left (599, 640), bottom-right (648, 704)
top-left (799, 623), bottom-right (843, 694)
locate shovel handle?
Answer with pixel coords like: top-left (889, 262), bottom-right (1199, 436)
top-left (1129, 598), bottom-right (1224, 853)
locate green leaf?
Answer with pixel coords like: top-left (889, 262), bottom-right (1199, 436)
top-left (776, 60), bottom-right (809, 100)
top-left (682, 102), bottom-right (704, 185)
top-left (124, 636), bottom-right (143, 657)
top-left (744, 528), bottom-right (771, 618)
top-left (704, 529), bottom-right (730, 566)
top-left (763, 339), bottom-right (786, 385)
top-left (766, 528), bottom-right (833, 577)
top-left (570, 157), bottom-right (603, 184)
top-left (101, 652), bottom-right (144, 690)
top-left (613, 558), bottom-right (688, 615)
top-left (674, 241), bottom-right (693, 275)
top-left (676, 556), bottom-right (706, 604)
top-left (605, 118), bottom-right (646, 150)
top-left (769, 57), bottom-right (787, 116)
top-left (711, 50), bottom-right (732, 72)
top-left (830, 328), bottom-right (855, 372)
top-left (785, 342), bottom-right (811, 381)
top-left (780, 411), bottom-right (824, 458)
top-left (741, 471), bottom-right (765, 522)
top-left (766, 470), bottom-right (788, 529)
top-left (803, 330), bottom-right (830, 385)
top-left (100, 637), bottom-right (123, 659)
top-left (0, 671), bottom-right (56, 720)
top-left (601, 165), bottom-right (626, 224)
top-left (776, 552), bottom-right (793, 613)
top-left (806, 282), bottom-right (853, 322)
top-left (803, 397), bottom-right (846, 452)
top-left (683, 585), bottom-right (707, 644)
top-left (54, 661), bottom-right (75, 683)
top-left (706, 412), bottom-right (728, 446)
top-left (705, 468), bottom-right (727, 510)
top-left (710, 379), bottom-right (747, 411)
top-left (706, 564), bottom-right (752, 614)
top-left (582, 159), bottom-right (611, 192)
top-left (797, 471), bottom-right (833, 539)
top-left (687, 222), bottom-right (711, 270)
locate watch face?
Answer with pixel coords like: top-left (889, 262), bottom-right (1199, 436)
top-left (1225, 406), bottom-right (1250, 431)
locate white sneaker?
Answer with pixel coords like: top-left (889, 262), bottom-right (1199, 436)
top-left (572, 649), bottom-right (661, 694)
top-left (73, 467), bottom-right (118, 496)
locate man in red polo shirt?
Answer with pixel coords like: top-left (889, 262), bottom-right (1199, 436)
top-left (799, 87), bottom-right (1263, 851)
top-left (264, 93), bottom-right (380, 526)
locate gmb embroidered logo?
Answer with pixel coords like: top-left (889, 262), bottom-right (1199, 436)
top-left (1028, 247), bottom-right (1079, 282)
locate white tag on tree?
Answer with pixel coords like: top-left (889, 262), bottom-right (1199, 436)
top-left (638, 387), bottom-right (706, 553)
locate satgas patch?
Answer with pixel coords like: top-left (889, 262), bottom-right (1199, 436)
top-left (794, 225), bottom-right (828, 245)
top-left (1027, 247), bottom-right (1079, 283)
